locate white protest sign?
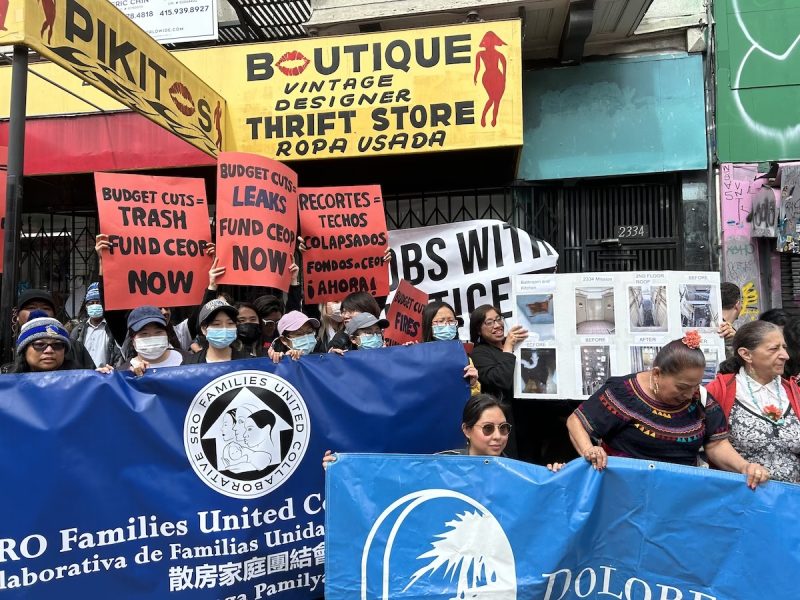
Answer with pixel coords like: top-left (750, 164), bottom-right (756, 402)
top-left (111, 0), bottom-right (218, 44)
top-left (511, 271), bottom-right (725, 400)
top-left (387, 220), bottom-right (558, 328)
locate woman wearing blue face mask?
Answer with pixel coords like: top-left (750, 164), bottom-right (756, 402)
top-left (187, 299), bottom-right (250, 364)
top-left (270, 311), bottom-right (322, 362)
top-left (345, 313), bottom-right (389, 350)
top-left (421, 301), bottom-right (480, 395)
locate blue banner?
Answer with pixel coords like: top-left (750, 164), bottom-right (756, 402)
top-left (326, 455), bottom-right (800, 599)
top-left (0, 342), bottom-right (469, 598)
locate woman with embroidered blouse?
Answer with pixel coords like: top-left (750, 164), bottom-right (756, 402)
top-left (566, 332), bottom-right (770, 489)
top-left (705, 320), bottom-right (800, 483)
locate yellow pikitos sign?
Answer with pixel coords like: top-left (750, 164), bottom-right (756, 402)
top-left (196, 20), bottom-right (522, 160)
top-left (0, 0), bottom-right (225, 156)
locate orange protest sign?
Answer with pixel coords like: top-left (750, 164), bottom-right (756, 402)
top-left (384, 280), bottom-right (429, 346)
top-left (299, 185), bottom-right (389, 303)
top-left (216, 153), bottom-right (299, 289)
top-left (94, 173), bottom-right (213, 310)
top-left (0, 171), bottom-right (6, 273)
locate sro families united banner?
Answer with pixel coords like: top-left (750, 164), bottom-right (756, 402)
top-left (0, 343), bottom-right (469, 598)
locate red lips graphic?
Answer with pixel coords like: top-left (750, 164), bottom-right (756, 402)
top-left (169, 81), bottom-right (196, 117)
top-left (277, 50), bottom-right (310, 76)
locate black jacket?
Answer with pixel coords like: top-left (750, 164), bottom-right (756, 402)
top-left (70, 319), bottom-right (123, 367)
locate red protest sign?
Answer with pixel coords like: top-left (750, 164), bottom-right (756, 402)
top-left (384, 280), bottom-right (429, 346)
top-left (299, 185), bottom-right (389, 303)
top-left (0, 171), bottom-right (6, 273)
top-left (94, 173), bottom-right (212, 310)
top-left (216, 152), bottom-right (298, 289)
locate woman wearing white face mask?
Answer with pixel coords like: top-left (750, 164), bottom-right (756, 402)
top-left (187, 299), bottom-right (251, 364)
top-left (421, 301), bottom-right (480, 396)
top-left (270, 311), bottom-right (322, 363)
top-left (317, 301), bottom-right (345, 353)
top-left (119, 306), bottom-right (191, 375)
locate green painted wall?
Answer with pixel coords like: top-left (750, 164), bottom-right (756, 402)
top-left (716, 0), bottom-right (800, 162)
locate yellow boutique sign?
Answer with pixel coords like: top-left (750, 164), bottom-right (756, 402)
top-left (0, 0), bottom-right (224, 156)
top-left (202, 20), bottom-right (523, 160)
top-left (0, 18), bottom-right (521, 160)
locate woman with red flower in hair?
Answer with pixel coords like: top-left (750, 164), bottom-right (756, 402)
top-left (706, 320), bottom-right (800, 483)
top-left (566, 332), bottom-right (770, 489)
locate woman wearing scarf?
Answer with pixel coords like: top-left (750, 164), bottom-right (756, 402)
top-left (705, 320), bottom-right (800, 483)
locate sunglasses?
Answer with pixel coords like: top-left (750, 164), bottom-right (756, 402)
top-left (30, 341), bottom-right (66, 352)
top-left (477, 422), bottom-right (512, 436)
top-left (263, 319), bottom-right (277, 328)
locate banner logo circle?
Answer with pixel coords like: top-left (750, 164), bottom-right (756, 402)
top-left (184, 370), bottom-right (310, 499)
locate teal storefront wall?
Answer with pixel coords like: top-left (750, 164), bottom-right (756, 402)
top-left (518, 53), bottom-right (708, 181)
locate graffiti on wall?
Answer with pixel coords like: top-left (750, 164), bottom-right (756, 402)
top-left (779, 166), bottom-right (800, 253)
top-left (729, 0), bottom-right (800, 146)
top-left (720, 164), bottom-right (781, 324)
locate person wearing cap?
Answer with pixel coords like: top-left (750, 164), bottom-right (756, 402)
top-left (0, 289), bottom-right (96, 374)
top-left (119, 305), bottom-right (190, 375)
top-left (186, 299), bottom-right (250, 364)
top-left (10, 311), bottom-right (83, 373)
top-left (326, 292), bottom-right (383, 353)
top-left (345, 313), bottom-right (389, 350)
top-left (69, 282), bottom-right (122, 368)
top-left (268, 311), bottom-right (322, 363)
top-left (420, 300), bottom-right (480, 396)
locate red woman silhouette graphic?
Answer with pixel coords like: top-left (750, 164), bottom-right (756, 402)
top-left (214, 101), bottom-right (223, 151)
top-left (473, 31), bottom-right (507, 128)
top-left (39, 0), bottom-right (56, 44)
top-left (0, 0), bottom-right (9, 31)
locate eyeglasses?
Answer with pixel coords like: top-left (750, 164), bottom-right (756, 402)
top-left (263, 319), bottom-right (277, 329)
top-left (483, 316), bottom-right (504, 327)
top-left (432, 319), bottom-right (458, 326)
top-left (30, 341), bottom-right (66, 352)
top-left (478, 423), bottom-right (512, 436)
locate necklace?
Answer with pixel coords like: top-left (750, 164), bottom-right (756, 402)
top-left (744, 374), bottom-right (786, 425)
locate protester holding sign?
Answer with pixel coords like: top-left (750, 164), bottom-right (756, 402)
top-left (119, 306), bottom-right (191, 376)
top-left (469, 304), bottom-right (528, 457)
top-left (706, 321), bottom-right (800, 483)
top-left (568, 333), bottom-right (771, 489)
top-left (421, 301), bottom-right (480, 396)
top-left (186, 299), bottom-right (250, 365)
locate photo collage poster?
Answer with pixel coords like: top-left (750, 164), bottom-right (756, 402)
top-left (511, 271), bottom-right (725, 399)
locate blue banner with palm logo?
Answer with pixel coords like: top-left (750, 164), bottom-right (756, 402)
top-left (0, 342), bottom-right (469, 599)
top-left (325, 454), bottom-right (800, 600)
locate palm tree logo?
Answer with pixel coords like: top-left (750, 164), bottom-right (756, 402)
top-left (361, 489), bottom-right (516, 599)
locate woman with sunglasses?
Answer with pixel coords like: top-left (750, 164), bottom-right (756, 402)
top-left (322, 394), bottom-right (563, 468)
top-left (11, 311), bottom-right (84, 372)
